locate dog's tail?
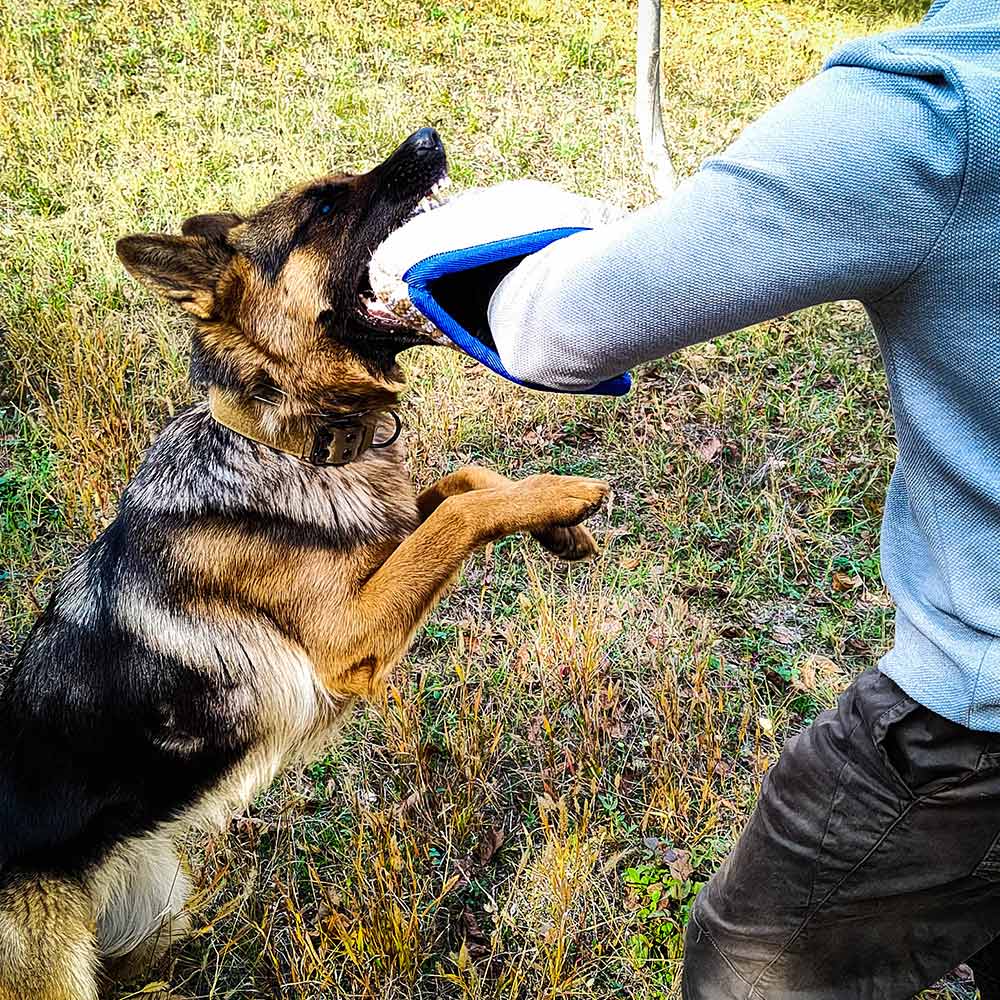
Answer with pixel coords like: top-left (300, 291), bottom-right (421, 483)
top-left (0, 873), bottom-right (98, 1000)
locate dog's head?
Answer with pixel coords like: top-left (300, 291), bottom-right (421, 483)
top-left (117, 128), bottom-right (448, 413)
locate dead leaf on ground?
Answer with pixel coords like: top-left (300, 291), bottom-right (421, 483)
top-left (832, 571), bottom-right (862, 593)
top-left (526, 715), bottom-right (545, 744)
top-left (696, 436), bottom-right (723, 463)
top-left (461, 908), bottom-right (490, 959)
top-left (794, 653), bottom-right (843, 693)
top-left (793, 657), bottom-right (817, 692)
top-left (663, 846), bottom-right (693, 881)
top-left (396, 786), bottom-right (427, 820)
top-left (642, 838), bottom-right (694, 881)
top-left (474, 826), bottom-right (506, 866)
top-left (772, 624), bottom-right (800, 646)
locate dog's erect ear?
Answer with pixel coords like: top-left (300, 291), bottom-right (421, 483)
top-left (116, 234), bottom-right (235, 319)
top-left (181, 212), bottom-right (244, 241)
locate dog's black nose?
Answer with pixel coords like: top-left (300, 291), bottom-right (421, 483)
top-left (409, 127), bottom-right (443, 152)
top-left (377, 128), bottom-right (447, 191)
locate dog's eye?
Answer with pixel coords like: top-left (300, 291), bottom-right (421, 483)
top-left (313, 185), bottom-right (349, 219)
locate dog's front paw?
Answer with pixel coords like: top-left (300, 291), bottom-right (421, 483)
top-left (532, 523), bottom-right (600, 561)
top-left (512, 474), bottom-right (610, 529)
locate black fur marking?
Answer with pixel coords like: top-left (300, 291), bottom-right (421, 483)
top-left (181, 213), bottom-right (244, 240)
top-left (242, 201), bottom-right (319, 283)
top-left (309, 183), bottom-right (351, 216)
top-left (0, 608), bottom-right (251, 876)
top-left (254, 221), bottom-right (310, 282)
top-left (189, 329), bottom-right (249, 391)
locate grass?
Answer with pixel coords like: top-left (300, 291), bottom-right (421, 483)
top-left (0, 0), bottom-right (975, 997)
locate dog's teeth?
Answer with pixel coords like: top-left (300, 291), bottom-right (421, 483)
top-left (401, 182), bottom-right (452, 225)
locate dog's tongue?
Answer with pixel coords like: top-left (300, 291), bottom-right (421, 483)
top-left (366, 181), bottom-right (624, 350)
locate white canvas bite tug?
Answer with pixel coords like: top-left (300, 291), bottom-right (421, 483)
top-left (366, 179), bottom-right (632, 396)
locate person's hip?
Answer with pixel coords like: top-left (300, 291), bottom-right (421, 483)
top-left (683, 667), bottom-right (1000, 999)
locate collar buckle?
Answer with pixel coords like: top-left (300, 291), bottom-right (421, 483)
top-left (307, 419), bottom-right (378, 466)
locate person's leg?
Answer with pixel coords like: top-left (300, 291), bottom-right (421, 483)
top-left (682, 668), bottom-right (1000, 1000)
top-left (683, 916), bottom-right (762, 999)
top-left (970, 934), bottom-right (1000, 1000)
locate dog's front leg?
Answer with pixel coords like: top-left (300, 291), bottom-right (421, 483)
top-left (324, 473), bottom-right (608, 696)
top-left (417, 465), bottom-right (600, 561)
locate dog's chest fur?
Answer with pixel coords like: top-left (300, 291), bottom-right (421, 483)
top-left (128, 403), bottom-right (418, 541)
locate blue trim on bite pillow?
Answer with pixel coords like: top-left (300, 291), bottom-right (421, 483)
top-left (403, 227), bottom-right (631, 397)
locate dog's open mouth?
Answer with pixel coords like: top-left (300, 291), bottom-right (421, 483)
top-left (358, 172), bottom-right (452, 337)
top-left (405, 174), bottom-right (452, 223)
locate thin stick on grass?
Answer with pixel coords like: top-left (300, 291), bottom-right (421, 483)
top-left (636, 0), bottom-right (676, 197)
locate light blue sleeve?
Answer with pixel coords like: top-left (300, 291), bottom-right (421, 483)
top-left (488, 55), bottom-right (966, 390)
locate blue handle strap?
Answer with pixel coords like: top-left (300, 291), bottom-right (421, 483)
top-left (403, 227), bottom-right (632, 397)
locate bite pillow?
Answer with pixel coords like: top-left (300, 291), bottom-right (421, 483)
top-left (367, 180), bottom-right (632, 396)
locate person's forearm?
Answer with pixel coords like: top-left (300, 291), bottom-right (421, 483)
top-left (489, 62), bottom-right (964, 390)
top-left (490, 177), bottom-right (844, 389)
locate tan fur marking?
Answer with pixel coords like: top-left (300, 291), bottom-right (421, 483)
top-left (0, 878), bottom-right (98, 1000)
top-left (417, 465), bottom-right (601, 561)
top-left (173, 471), bottom-right (607, 701)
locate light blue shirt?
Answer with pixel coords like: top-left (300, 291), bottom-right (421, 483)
top-left (490, 0), bottom-right (1000, 729)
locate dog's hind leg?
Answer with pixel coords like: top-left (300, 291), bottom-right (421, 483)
top-left (95, 834), bottom-right (192, 984)
top-left (0, 875), bottom-right (99, 1000)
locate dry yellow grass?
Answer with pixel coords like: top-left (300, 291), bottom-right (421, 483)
top-left (3, 0), bottom-right (969, 997)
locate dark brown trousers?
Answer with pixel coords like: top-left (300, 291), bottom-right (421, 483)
top-left (683, 669), bottom-right (1000, 999)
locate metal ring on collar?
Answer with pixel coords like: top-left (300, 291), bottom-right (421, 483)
top-left (372, 410), bottom-right (403, 450)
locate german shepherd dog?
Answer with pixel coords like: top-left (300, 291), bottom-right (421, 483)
top-left (0, 128), bottom-right (609, 999)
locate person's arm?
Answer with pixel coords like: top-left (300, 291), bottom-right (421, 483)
top-left (488, 52), bottom-right (967, 391)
